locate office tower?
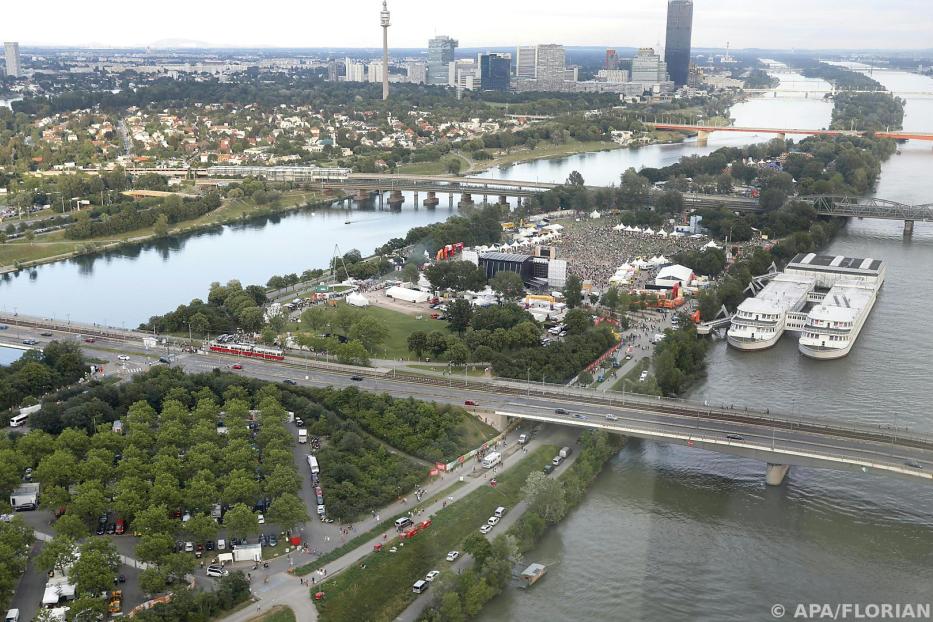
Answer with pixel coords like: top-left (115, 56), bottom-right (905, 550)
top-left (664, 0), bottom-right (693, 86)
top-left (427, 36), bottom-right (458, 86)
top-left (604, 49), bottom-right (619, 70)
top-left (326, 61), bottom-right (338, 82)
top-left (405, 61), bottom-right (427, 84)
top-left (380, 1), bottom-right (391, 99)
top-left (535, 44), bottom-right (566, 85)
top-left (631, 48), bottom-right (668, 82)
top-left (479, 53), bottom-right (511, 91)
top-left (449, 59), bottom-right (478, 90)
top-left (515, 45), bottom-right (537, 79)
top-left (4, 42), bottom-right (21, 78)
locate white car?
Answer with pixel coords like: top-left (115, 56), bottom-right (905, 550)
top-left (425, 570), bottom-right (440, 582)
top-left (606, 414), bottom-right (619, 422)
top-left (487, 516), bottom-right (500, 526)
top-left (479, 524), bottom-right (493, 534)
top-left (206, 565), bottom-right (228, 578)
top-left (257, 514), bottom-right (265, 524)
top-left (118, 355), bottom-right (130, 361)
top-left (184, 541), bottom-right (194, 552)
top-left (446, 551), bottom-right (460, 562)
top-left (639, 371), bottom-right (649, 382)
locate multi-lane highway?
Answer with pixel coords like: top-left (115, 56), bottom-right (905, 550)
top-left (3, 320), bottom-right (932, 484)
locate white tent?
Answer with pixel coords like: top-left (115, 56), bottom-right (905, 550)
top-left (643, 227), bottom-right (655, 235)
top-left (630, 226), bottom-right (642, 233)
top-left (590, 210), bottom-right (602, 219)
top-left (385, 286), bottom-right (430, 304)
top-left (346, 292), bottom-right (370, 307)
top-left (657, 229), bottom-right (669, 237)
top-left (612, 223), bottom-right (626, 231)
top-left (655, 264), bottom-right (695, 287)
top-left (703, 240), bottom-right (722, 249)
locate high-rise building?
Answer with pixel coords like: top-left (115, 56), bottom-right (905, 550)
top-left (515, 46), bottom-right (537, 79)
top-left (534, 44), bottom-right (566, 85)
top-left (604, 49), bottom-right (619, 70)
top-left (664, 0), bottom-right (693, 86)
top-left (326, 61), bottom-right (338, 82)
top-left (345, 58), bottom-right (366, 83)
top-left (631, 48), bottom-right (668, 83)
top-left (427, 36), bottom-right (457, 86)
top-left (448, 59), bottom-right (479, 91)
top-left (4, 42), bottom-right (21, 78)
top-left (479, 53), bottom-right (511, 92)
top-left (380, 1), bottom-right (391, 100)
top-left (368, 61), bottom-right (385, 84)
top-left (405, 61), bottom-right (427, 85)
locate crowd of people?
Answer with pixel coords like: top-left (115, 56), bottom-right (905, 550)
top-left (548, 218), bottom-right (712, 288)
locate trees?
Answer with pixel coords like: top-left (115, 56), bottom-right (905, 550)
top-left (489, 271), bottom-right (525, 303)
top-left (223, 503), bottom-right (259, 540)
top-left (522, 471), bottom-right (567, 524)
top-left (407, 331), bottom-right (428, 359)
top-left (563, 308), bottom-right (591, 335)
top-left (71, 539), bottom-right (120, 596)
top-left (563, 274), bottom-right (583, 309)
top-left (566, 170), bottom-right (585, 186)
top-left (267, 493), bottom-right (310, 530)
top-left (348, 316), bottom-right (389, 354)
top-left (426, 331), bottom-right (449, 359)
top-left (36, 535), bottom-right (77, 575)
top-left (446, 299), bottom-right (473, 335)
top-left (463, 533), bottom-right (493, 569)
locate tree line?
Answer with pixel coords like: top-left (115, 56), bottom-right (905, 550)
top-left (0, 341), bottom-right (87, 414)
top-left (65, 192), bottom-right (222, 240)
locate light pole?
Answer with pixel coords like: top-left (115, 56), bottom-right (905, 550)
top-left (526, 368), bottom-right (530, 396)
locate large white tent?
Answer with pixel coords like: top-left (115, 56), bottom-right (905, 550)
top-left (385, 286), bottom-right (430, 304)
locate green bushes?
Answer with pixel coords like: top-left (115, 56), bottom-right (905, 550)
top-left (65, 193), bottom-right (222, 240)
top-left (132, 573), bottom-right (251, 621)
top-left (0, 341), bottom-right (87, 414)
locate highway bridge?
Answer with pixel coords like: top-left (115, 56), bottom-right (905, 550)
top-left (2, 313), bottom-right (931, 488)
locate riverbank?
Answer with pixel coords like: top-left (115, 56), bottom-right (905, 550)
top-left (0, 189), bottom-right (330, 273)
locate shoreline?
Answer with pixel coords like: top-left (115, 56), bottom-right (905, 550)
top-left (0, 193), bottom-right (335, 275)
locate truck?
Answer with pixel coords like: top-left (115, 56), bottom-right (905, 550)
top-left (481, 451), bottom-right (501, 469)
top-left (559, 446), bottom-right (572, 459)
top-left (10, 483), bottom-right (39, 511)
top-left (306, 455), bottom-right (320, 475)
top-left (517, 433), bottom-right (528, 444)
top-left (298, 429), bottom-right (307, 444)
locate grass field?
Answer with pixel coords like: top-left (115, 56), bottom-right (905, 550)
top-left (610, 357), bottom-right (660, 395)
top-left (299, 303), bottom-right (438, 360)
top-left (313, 445), bottom-right (557, 622)
top-left (246, 606), bottom-right (296, 622)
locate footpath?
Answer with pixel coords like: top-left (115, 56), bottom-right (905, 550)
top-left (220, 427), bottom-right (569, 622)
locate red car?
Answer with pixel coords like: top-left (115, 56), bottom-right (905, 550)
top-left (84, 337), bottom-right (96, 343)
top-left (464, 400), bottom-right (476, 406)
top-left (231, 364), bottom-right (243, 370)
top-left (115, 519), bottom-right (126, 535)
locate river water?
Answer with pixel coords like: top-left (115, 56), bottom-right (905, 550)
top-left (479, 70), bottom-right (933, 621)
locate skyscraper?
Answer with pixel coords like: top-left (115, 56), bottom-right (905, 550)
top-left (515, 46), bottom-right (537, 80)
top-left (427, 36), bottom-right (457, 86)
top-left (479, 54), bottom-right (511, 92)
top-left (4, 42), bottom-right (21, 78)
top-left (664, 0), bottom-right (693, 86)
top-left (534, 44), bottom-right (566, 86)
top-left (604, 49), bottom-right (619, 71)
top-left (380, 1), bottom-right (391, 100)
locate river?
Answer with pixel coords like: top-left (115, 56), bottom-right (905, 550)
top-left (479, 69), bottom-right (933, 621)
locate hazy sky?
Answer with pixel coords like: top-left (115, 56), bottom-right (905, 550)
top-left (2, 0), bottom-right (932, 50)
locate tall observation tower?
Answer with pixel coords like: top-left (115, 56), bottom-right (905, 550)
top-left (380, 1), bottom-right (391, 100)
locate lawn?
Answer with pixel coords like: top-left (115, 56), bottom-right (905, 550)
top-left (610, 357), bottom-right (660, 396)
top-left (301, 303), bottom-right (435, 360)
top-left (246, 606), bottom-right (296, 622)
top-left (313, 445), bottom-right (557, 622)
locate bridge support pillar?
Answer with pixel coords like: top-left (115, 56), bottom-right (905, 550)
top-left (765, 463), bottom-right (790, 486)
top-left (499, 195), bottom-right (509, 208)
top-left (413, 191), bottom-right (419, 208)
top-left (387, 190), bottom-right (404, 209)
top-left (696, 130), bottom-right (709, 146)
top-left (458, 192), bottom-right (475, 209)
top-left (904, 219), bottom-right (914, 237)
top-left (423, 191), bottom-right (439, 208)
top-left (449, 193), bottom-right (454, 208)
top-left (354, 189), bottom-right (372, 204)
top-left (378, 190), bottom-right (384, 209)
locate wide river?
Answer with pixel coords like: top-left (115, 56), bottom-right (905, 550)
top-left (478, 70), bottom-right (933, 621)
top-left (4, 70), bottom-right (933, 618)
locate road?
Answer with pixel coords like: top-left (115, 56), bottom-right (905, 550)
top-left (3, 319), bottom-right (932, 481)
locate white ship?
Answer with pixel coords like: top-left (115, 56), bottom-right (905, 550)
top-left (727, 253), bottom-right (884, 359)
top-left (795, 255), bottom-right (885, 359)
top-left (727, 274), bottom-right (813, 351)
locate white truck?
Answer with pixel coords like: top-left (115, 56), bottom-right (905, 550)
top-left (298, 428), bottom-right (307, 444)
top-left (481, 451), bottom-right (501, 469)
top-left (10, 483), bottom-right (39, 511)
top-left (559, 446), bottom-right (572, 459)
top-left (306, 455), bottom-right (320, 475)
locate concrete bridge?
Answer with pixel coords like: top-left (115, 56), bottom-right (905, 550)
top-left (645, 122), bottom-right (933, 145)
top-left (2, 312), bottom-right (932, 488)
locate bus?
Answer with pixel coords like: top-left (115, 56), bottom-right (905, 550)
top-left (9, 413), bottom-right (29, 427)
top-left (306, 455), bottom-right (320, 475)
top-left (481, 451), bottom-right (501, 469)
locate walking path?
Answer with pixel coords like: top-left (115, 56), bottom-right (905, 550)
top-left (220, 427), bottom-right (569, 622)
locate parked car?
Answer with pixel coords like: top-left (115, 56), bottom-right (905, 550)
top-left (257, 514), bottom-right (265, 524)
top-left (639, 370), bottom-right (649, 382)
top-left (487, 516), bottom-right (500, 526)
top-left (425, 570), bottom-right (440, 582)
top-left (206, 565), bottom-right (228, 578)
top-left (205, 540), bottom-right (215, 551)
top-left (479, 524), bottom-right (493, 534)
top-left (446, 551), bottom-right (460, 562)
top-left (184, 542), bottom-right (194, 552)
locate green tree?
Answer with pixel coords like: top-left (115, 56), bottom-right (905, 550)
top-left (71, 539), bottom-right (120, 596)
top-left (439, 591), bottom-right (466, 622)
top-left (267, 493), bottom-right (310, 530)
top-left (447, 340), bottom-right (471, 366)
top-left (184, 513), bottom-right (219, 543)
top-left (446, 159), bottom-right (462, 175)
top-left (490, 271), bottom-right (525, 302)
top-left (563, 274), bottom-right (583, 309)
top-left (153, 213), bottom-right (170, 237)
top-left (463, 532), bottom-right (493, 569)
top-left (36, 535), bottom-right (78, 575)
top-left (522, 471), bottom-right (567, 524)
top-left (446, 299), bottom-right (473, 335)
top-left (407, 331), bottom-right (428, 359)
top-left (348, 316), bottom-right (389, 353)
top-left (223, 503), bottom-right (259, 540)
top-left (563, 308), bottom-right (591, 335)
top-left (189, 312), bottom-right (210, 337)
top-left (402, 263), bottom-right (420, 285)
top-left (566, 170), bottom-right (585, 186)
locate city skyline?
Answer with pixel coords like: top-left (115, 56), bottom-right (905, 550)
top-left (2, 0), bottom-right (932, 50)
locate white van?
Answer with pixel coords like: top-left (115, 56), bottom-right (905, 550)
top-left (216, 539), bottom-right (226, 550)
top-left (206, 565), bottom-right (229, 578)
top-left (298, 429), bottom-right (307, 444)
top-left (412, 579), bottom-right (429, 594)
top-left (395, 517), bottom-right (413, 531)
top-left (517, 433), bottom-right (528, 445)
top-left (494, 506), bottom-right (507, 518)
top-left (5, 609), bottom-right (20, 622)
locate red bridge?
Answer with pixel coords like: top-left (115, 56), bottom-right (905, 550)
top-left (647, 122), bottom-right (933, 144)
